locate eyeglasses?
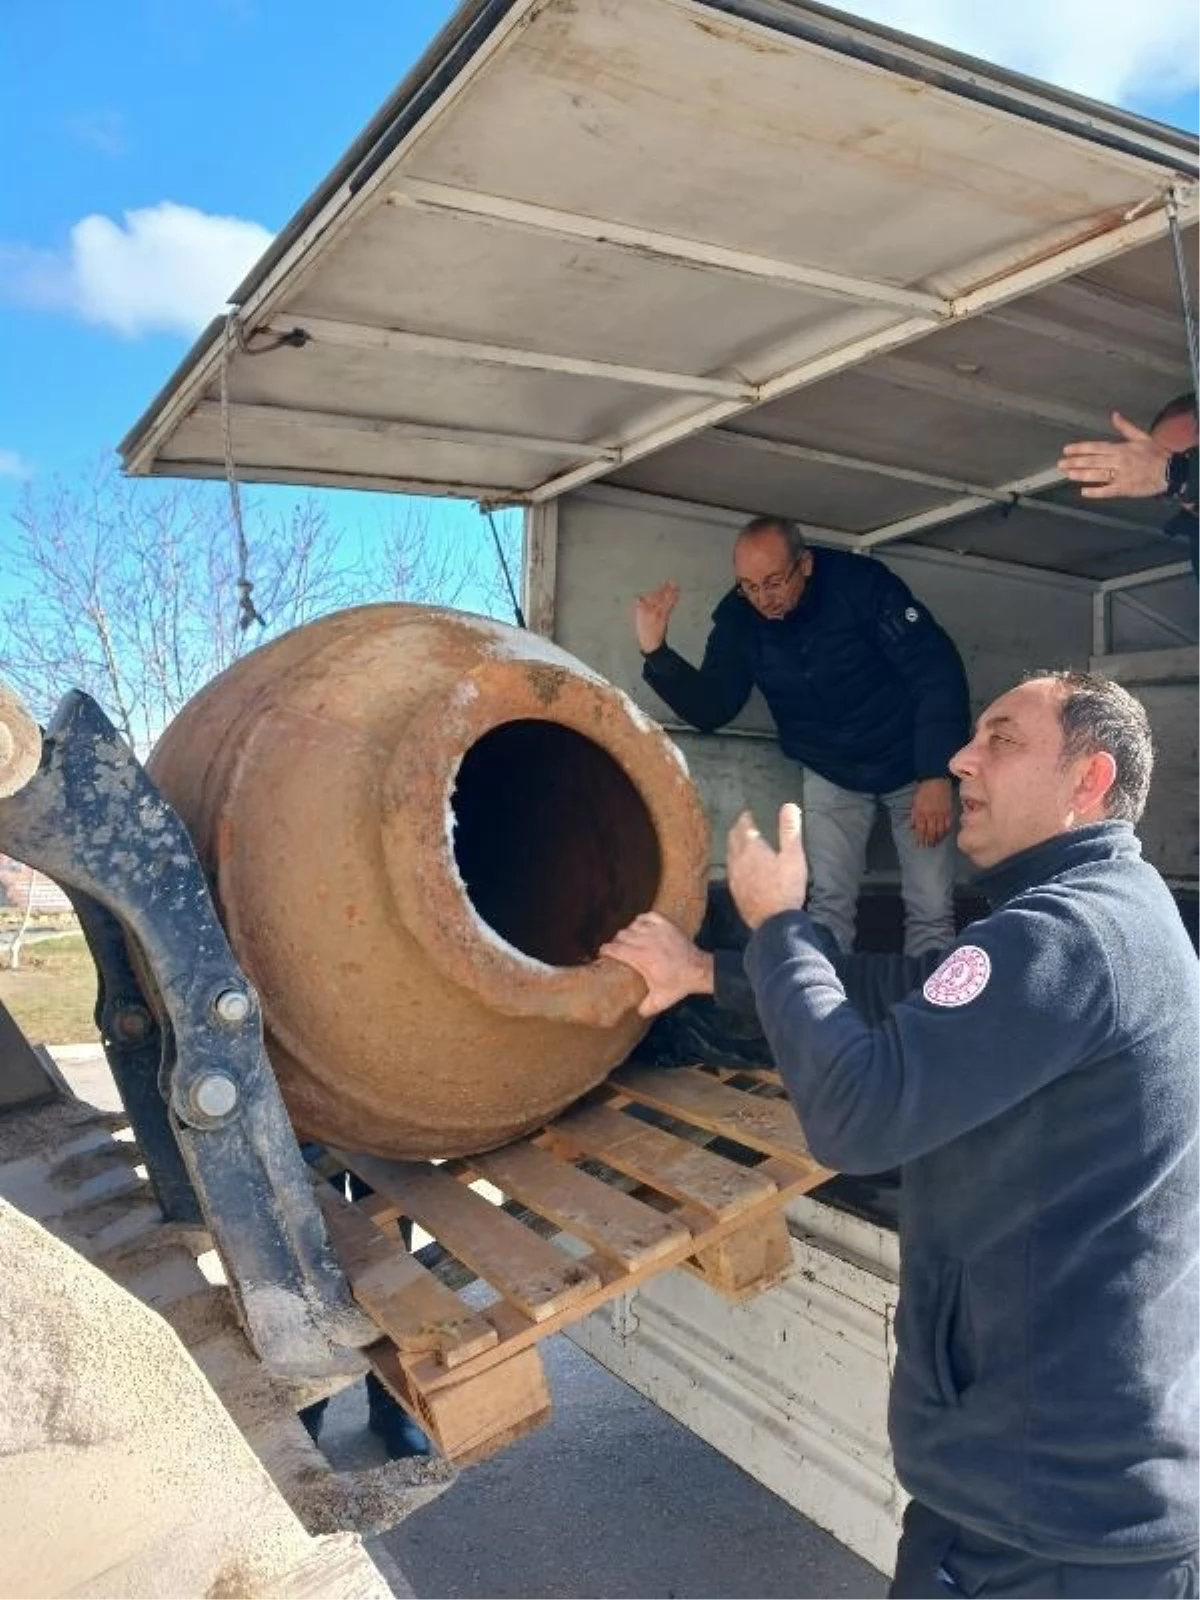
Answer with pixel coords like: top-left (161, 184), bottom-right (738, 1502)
top-left (736, 560), bottom-right (801, 602)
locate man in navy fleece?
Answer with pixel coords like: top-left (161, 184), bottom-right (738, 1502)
top-left (602, 671), bottom-right (1198, 1598)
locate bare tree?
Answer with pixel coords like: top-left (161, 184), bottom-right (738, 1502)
top-left (1, 461), bottom-right (358, 749)
top-left (1, 864), bottom-right (37, 972)
top-left (371, 500), bottom-right (525, 621)
top-left (0, 459), bottom-right (524, 752)
top-left (473, 507), bottom-right (526, 625)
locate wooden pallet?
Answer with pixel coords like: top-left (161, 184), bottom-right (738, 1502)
top-left (314, 1064), bottom-right (831, 1466)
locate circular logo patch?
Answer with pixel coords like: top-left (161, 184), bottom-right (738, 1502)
top-left (923, 945), bottom-right (991, 1008)
top-left (904, 606), bottom-right (920, 623)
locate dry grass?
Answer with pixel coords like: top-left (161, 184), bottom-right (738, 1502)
top-left (0, 909), bottom-right (77, 933)
top-left (0, 934), bottom-right (99, 1046)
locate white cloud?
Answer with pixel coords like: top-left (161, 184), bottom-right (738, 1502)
top-left (850, 0), bottom-right (1199, 107)
top-left (0, 450), bottom-right (32, 481)
top-left (0, 202), bottom-right (273, 339)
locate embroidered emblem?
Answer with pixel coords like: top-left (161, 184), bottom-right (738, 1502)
top-left (923, 945), bottom-right (991, 1008)
top-left (904, 606), bottom-right (919, 623)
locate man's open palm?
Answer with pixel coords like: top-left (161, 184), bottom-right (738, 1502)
top-left (727, 803), bottom-right (809, 929)
top-left (635, 581), bottom-right (680, 653)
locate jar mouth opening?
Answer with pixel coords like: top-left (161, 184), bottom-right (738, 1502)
top-left (383, 656), bottom-right (708, 1024)
top-left (448, 718), bottom-right (663, 969)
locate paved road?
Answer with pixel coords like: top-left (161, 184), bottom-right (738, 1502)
top-left (322, 1334), bottom-right (887, 1599)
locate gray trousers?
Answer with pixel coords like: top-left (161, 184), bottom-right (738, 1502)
top-left (890, 1501), bottom-right (1198, 1598)
top-left (802, 770), bottom-right (957, 958)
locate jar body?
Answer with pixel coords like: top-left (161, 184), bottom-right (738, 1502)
top-left (147, 605), bottom-right (709, 1158)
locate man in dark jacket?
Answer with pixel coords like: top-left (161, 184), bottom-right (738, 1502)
top-left (636, 517), bottom-right (970, 956)
top-left (602, 671), bottom-right (1199, 1598)
top-left (1058, 392), bottom-right (1198, 577)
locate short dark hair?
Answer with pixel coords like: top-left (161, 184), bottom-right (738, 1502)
top-left (738, 516), bottom-right (808, 560)
top-left (1149, 391), bottom-right (1197, 432)
top-left (1029, 671), bottom-right (1154, 823)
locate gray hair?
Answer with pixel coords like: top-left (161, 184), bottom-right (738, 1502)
top-left (1029, 670), bottom-right (1154, 823)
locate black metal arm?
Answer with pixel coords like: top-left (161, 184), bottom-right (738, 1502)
top-left (0, 690), bottom-right (374, 1378)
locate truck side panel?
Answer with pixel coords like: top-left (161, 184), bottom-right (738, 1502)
top-left (545, 489), bottom-right (1200, 879)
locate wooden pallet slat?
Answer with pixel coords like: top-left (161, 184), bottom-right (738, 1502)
top-left (614, 1066), bottom-right (815, 1162)
top-left (310, 1064), bottom-right (839, 1467)
top-left (370, 1339), bottom-right (551, 1467)
top-left (469, 1139), bottom-right (690, 1271)
top-left (332, 1151), bottom-right (602, 1323)
top-left (545, 1101), bottom-right (777, 1221)
top-left (685, 1209), bottom-right (795, 1299)
top-left (314, 1180), bottom-right (498, 1368)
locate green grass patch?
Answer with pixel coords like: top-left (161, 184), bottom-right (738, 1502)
top-left (0, 932), bottom-right (100, 1045)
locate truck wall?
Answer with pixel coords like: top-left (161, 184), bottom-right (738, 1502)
top-left (569, 1195), bottom-right (903, 1574)
top-left (1119, 681), bottom-right (1198, 885)
top-left (1095, 583), bottom-right (1198, 887)
top-left (541, 486), bottom-right (1197, 884)
top-left (541, 484), bottom-right (1195, 1573)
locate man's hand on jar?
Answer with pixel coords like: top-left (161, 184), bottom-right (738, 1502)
top-left (599, 912), bottom-right (713, 1018)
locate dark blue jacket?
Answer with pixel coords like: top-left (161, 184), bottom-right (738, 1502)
top-left (745, 822), bottom-right (1200, 1562)
top-left (642, 548), bottom-right (970, 794)
top-left (1163, 506), bottom-right (1198, 579)
top-left (1163, 445), bottom-right (1198, 578)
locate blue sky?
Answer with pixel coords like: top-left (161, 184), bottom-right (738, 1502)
top-left (0, 1), bottom-right (502, 613)
top-left (0, 1), bottom-right (464, 478)
top-left (0, 0), bottom-right (1196, 602)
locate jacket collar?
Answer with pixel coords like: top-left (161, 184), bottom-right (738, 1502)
top-left (973, 820), bottom-right (1141, 908)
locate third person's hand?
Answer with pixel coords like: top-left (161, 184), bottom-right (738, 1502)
top-left (910, 777), bottom-right (954, 847)
top-left (1058, 412), bottom-right (1171, 500)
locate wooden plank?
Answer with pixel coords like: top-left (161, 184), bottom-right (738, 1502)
top-left (370, 1340), bottom-right (551, 1467)
top-left (403, 1176), bottom-right (812, 1398)
top-left (544, 1103), bottom-right (776, 1222)
top-left (315, 1181), bottom-right (497, 1368)
top-left (469, 1140), bottom-right (690, 1271)
top-left (685, 1209), bottom-right (795, 1300)
top-left (758, 1154), bottom-right (833, 1193)
top-left (714, 1066), bottom-right (785, 1089)
top-left (332, 1151), bottom-right (601, 1323)
top-left (614, 1067), bottom-right (814, 1162)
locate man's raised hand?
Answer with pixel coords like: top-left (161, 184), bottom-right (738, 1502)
top-left (727, 802), bottom-right (808, 929)
top-left (634, 581), bottom-right (681, 654)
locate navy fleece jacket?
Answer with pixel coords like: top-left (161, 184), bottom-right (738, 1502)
top-left (642, 548), bottom-right (969, 795)
top-left (745, 821), bottom-right (1199, 1562)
